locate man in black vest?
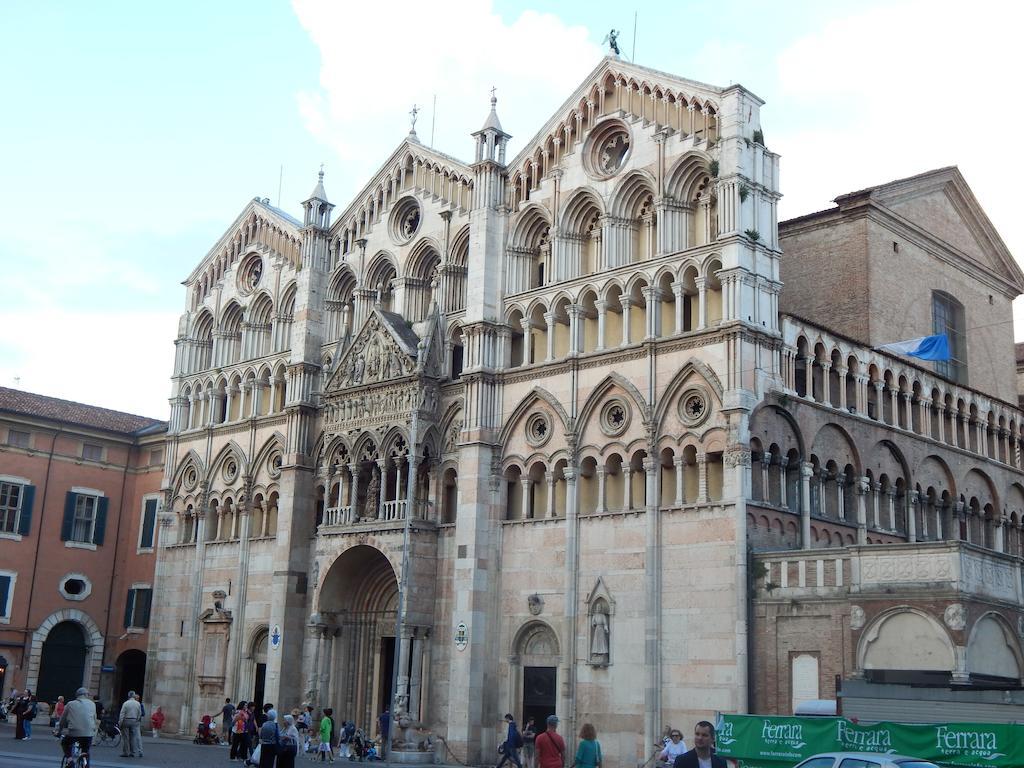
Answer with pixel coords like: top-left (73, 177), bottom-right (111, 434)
top-left (672, 721), bottom-right (726, 768)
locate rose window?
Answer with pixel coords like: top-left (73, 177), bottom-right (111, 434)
top-left (526, 412), bottom-right (552, 447)
top-left (678, 387), bottom-right (711, 427)
top-left (600, 399), bottom-right (630, 436)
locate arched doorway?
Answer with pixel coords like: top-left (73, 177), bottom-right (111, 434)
top-left (511, 622), bottom-right (560, 727)
top-left (37, 622), bottom-right (87, 704)
top-left (318, 545), bottom-right (399, 729)
top-left (114, 650), bottom-right (147, 705)
top-left (251, 630), bottom-right (268, 712)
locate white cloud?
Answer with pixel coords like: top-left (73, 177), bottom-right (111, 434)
top-left (291, 0), bottom-right (603, 203)
top-left (0, 309), bottom-right (179, 419)
top-left (773, 0), bottom-right (1024, 338)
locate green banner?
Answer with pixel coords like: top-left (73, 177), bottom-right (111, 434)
top-left (715, 714), bottom-right (1024, 768)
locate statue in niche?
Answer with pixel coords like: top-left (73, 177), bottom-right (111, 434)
top-left (590, 600), bottom-right (610, 664)
top-left (353, 355), bottom-right (365, 384)
top-left (364, 471), bottom-right (380, 519)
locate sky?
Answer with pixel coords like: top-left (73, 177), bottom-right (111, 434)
top-left (1, 0), bottom-right (1023, 419)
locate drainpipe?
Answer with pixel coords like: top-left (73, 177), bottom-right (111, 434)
top-left (22, 427), bottom-right (62, 690)
top-left (98, 439), bottom-right (132, 702)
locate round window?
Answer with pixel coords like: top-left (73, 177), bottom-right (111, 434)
top-left (584, 119), bottom-right (632, 180)
top-left (525, 411), bottom-right (552, 448)
top-left (389, 197), bottom-right (422, 244)
top-left (678, 387), bottom-right (711, 427)
top-left (223, 458), bottom-right (239, 483)
top-left (268, 451), bottom-right (283, 479)
top-left (600, 399), bottom-right (630, 437)
top-left (237, 254), bottom-right (264, 295)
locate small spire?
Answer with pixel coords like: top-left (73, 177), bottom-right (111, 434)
top-left (480, 88), bottom-right (504, 134)
top-left (308, 163), bottom-right (328, 202)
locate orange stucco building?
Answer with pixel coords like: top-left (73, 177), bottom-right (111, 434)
top-left (0, 387), bottom-right (165, 710)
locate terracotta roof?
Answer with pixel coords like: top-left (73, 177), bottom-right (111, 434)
top-left (0, 387), bottom-right (166, 435)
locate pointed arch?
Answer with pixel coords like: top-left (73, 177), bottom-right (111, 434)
top-left (665, 150), bottom-right (714, 202)
top-left (208, 440), bottom-right (248, 484)
top-left (654, 358), bottom-right (725, 426)
top-left (499, 387), bottom-right (572, 447)
top-left (577, 372), bottom-right (649, 436)
top-left (172, 449), bottom-right (206, 494)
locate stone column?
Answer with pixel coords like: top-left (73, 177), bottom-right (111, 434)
top-left (886, 489), bottom-right (897, 531)
top-left (836, 473), bottom-right (846, 521)
top-left (855, 478), bottom-right (869, 545)
top-left (908, 490), bottom-right (918, 543)
top-left (620, 298), bottom-right (633, 345)
top-left (520, 319), bottom-right (534, 365)
top-left (595, 300), bottom-right (608, 351)
top-left (596, 468), bottom-right (607, 514)
top-left (376, 459), bottom-right (387, 518)
top-left (568, 304), bottom-right (581, 356)
top-left (671, 281), bottom-right (685, 333)
top-left (821, 362), bottom-right (832, 407)
top-left (674, 456), bottom-right (685, 507)
top-left (520, 476), bottom-right (531, 520)
top-left (544, 312), bottom-right (556, 362)
top-left (545, 471), bottom-right (556, 518)
top-left (778, 457), bottom-right (788, 509)
top-left (696, 452), bottom-right (709, 504)
top-left (695, 277), bottom-right (707, 330)
top-left (760, 451), bottom-right (772, 503)
top-left (800, 463), bottom-right (813, 549)
top-left (642, 456), bottom-right (662, 756)
top-left (622, 467), bottom-right (633, 511)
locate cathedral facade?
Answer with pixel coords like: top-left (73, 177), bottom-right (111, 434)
top-left (148, 56), bottom-right (1024, 761)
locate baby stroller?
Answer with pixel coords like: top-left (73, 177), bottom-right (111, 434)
top-left (193, 714), bottom-right (220, 745)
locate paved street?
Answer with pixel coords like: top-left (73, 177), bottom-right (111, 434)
top-left (0, 720), bottom-right (234, 768)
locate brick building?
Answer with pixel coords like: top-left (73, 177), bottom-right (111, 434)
top-left (0, 387), bottom-right (165, 709)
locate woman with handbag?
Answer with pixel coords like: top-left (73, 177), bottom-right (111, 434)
top-left (574, 723), bottom-right (601, 768)
top-left (278, 714), bottom-right (300, 768)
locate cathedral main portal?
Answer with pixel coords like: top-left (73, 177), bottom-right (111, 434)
top-left (316, 546), bottom-right (399, 728)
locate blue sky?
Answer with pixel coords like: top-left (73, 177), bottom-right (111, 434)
top-left (1, 0), bottom-right (1022, 418)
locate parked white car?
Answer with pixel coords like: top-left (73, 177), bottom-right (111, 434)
top-left (793, 753), bottom-right (940, 768)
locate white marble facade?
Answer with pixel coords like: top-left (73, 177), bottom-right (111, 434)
top-left (150, 53), bottom-right (820, 764)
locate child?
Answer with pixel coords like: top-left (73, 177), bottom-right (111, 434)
top-left (151, 706), bottom-right (165, 738)
top-left (318, 708), bottom-right (335, 763)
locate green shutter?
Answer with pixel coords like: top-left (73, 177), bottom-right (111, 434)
top-left (0, 574), bottom-right (10, 617)
top-left (140, 499), bottom-right (157, 549)
top-left (17, 485), bottom-right (34, 536)
top-left (93, 496), bottom-right (108, 545)
top-left (61, 492), bottom-right (76, 541)
top-left (138, 588), bottom-right (152, 628)
top-left (124, 589), bottom-right (135, 629)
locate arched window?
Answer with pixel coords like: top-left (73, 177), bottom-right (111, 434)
top-left (932, 291), bottom-right (966, 384)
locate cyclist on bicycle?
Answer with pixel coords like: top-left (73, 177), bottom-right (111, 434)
top-left (59, 687), bottom-right (97, 762)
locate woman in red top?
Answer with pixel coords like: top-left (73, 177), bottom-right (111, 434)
top-left (534, 716), bottom-right (566, 768)
top-left (151, 707), bottom-right (165, 738)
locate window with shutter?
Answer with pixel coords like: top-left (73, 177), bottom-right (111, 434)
top-left (0, 574), bottom-right (11, 619)
top-left (139, 499), bottom-right (157, 549)
top-left (125, 587), bottom-right (153, 629)
top-left (0, 483), bottom-right (22, 534)
top-left (72, 495), bottom-right (97, 543)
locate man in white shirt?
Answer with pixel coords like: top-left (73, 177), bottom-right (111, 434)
top-left (118, 690), bottom-right (143, 758)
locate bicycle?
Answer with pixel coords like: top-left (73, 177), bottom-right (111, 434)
top-left (95, 719), bottom-right (121, 748)
top-left (60, 737), bottom-right (90, 768)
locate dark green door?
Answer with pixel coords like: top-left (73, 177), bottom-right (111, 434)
top-left (37, 622), bottom-right (87, 705)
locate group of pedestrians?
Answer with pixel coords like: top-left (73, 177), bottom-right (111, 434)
top-left (222, 697), bottom-right (381, 767)
top-left (494, 714), bottom-right (725, 768)
top-left (7, 688), bottom-right (39, 740)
